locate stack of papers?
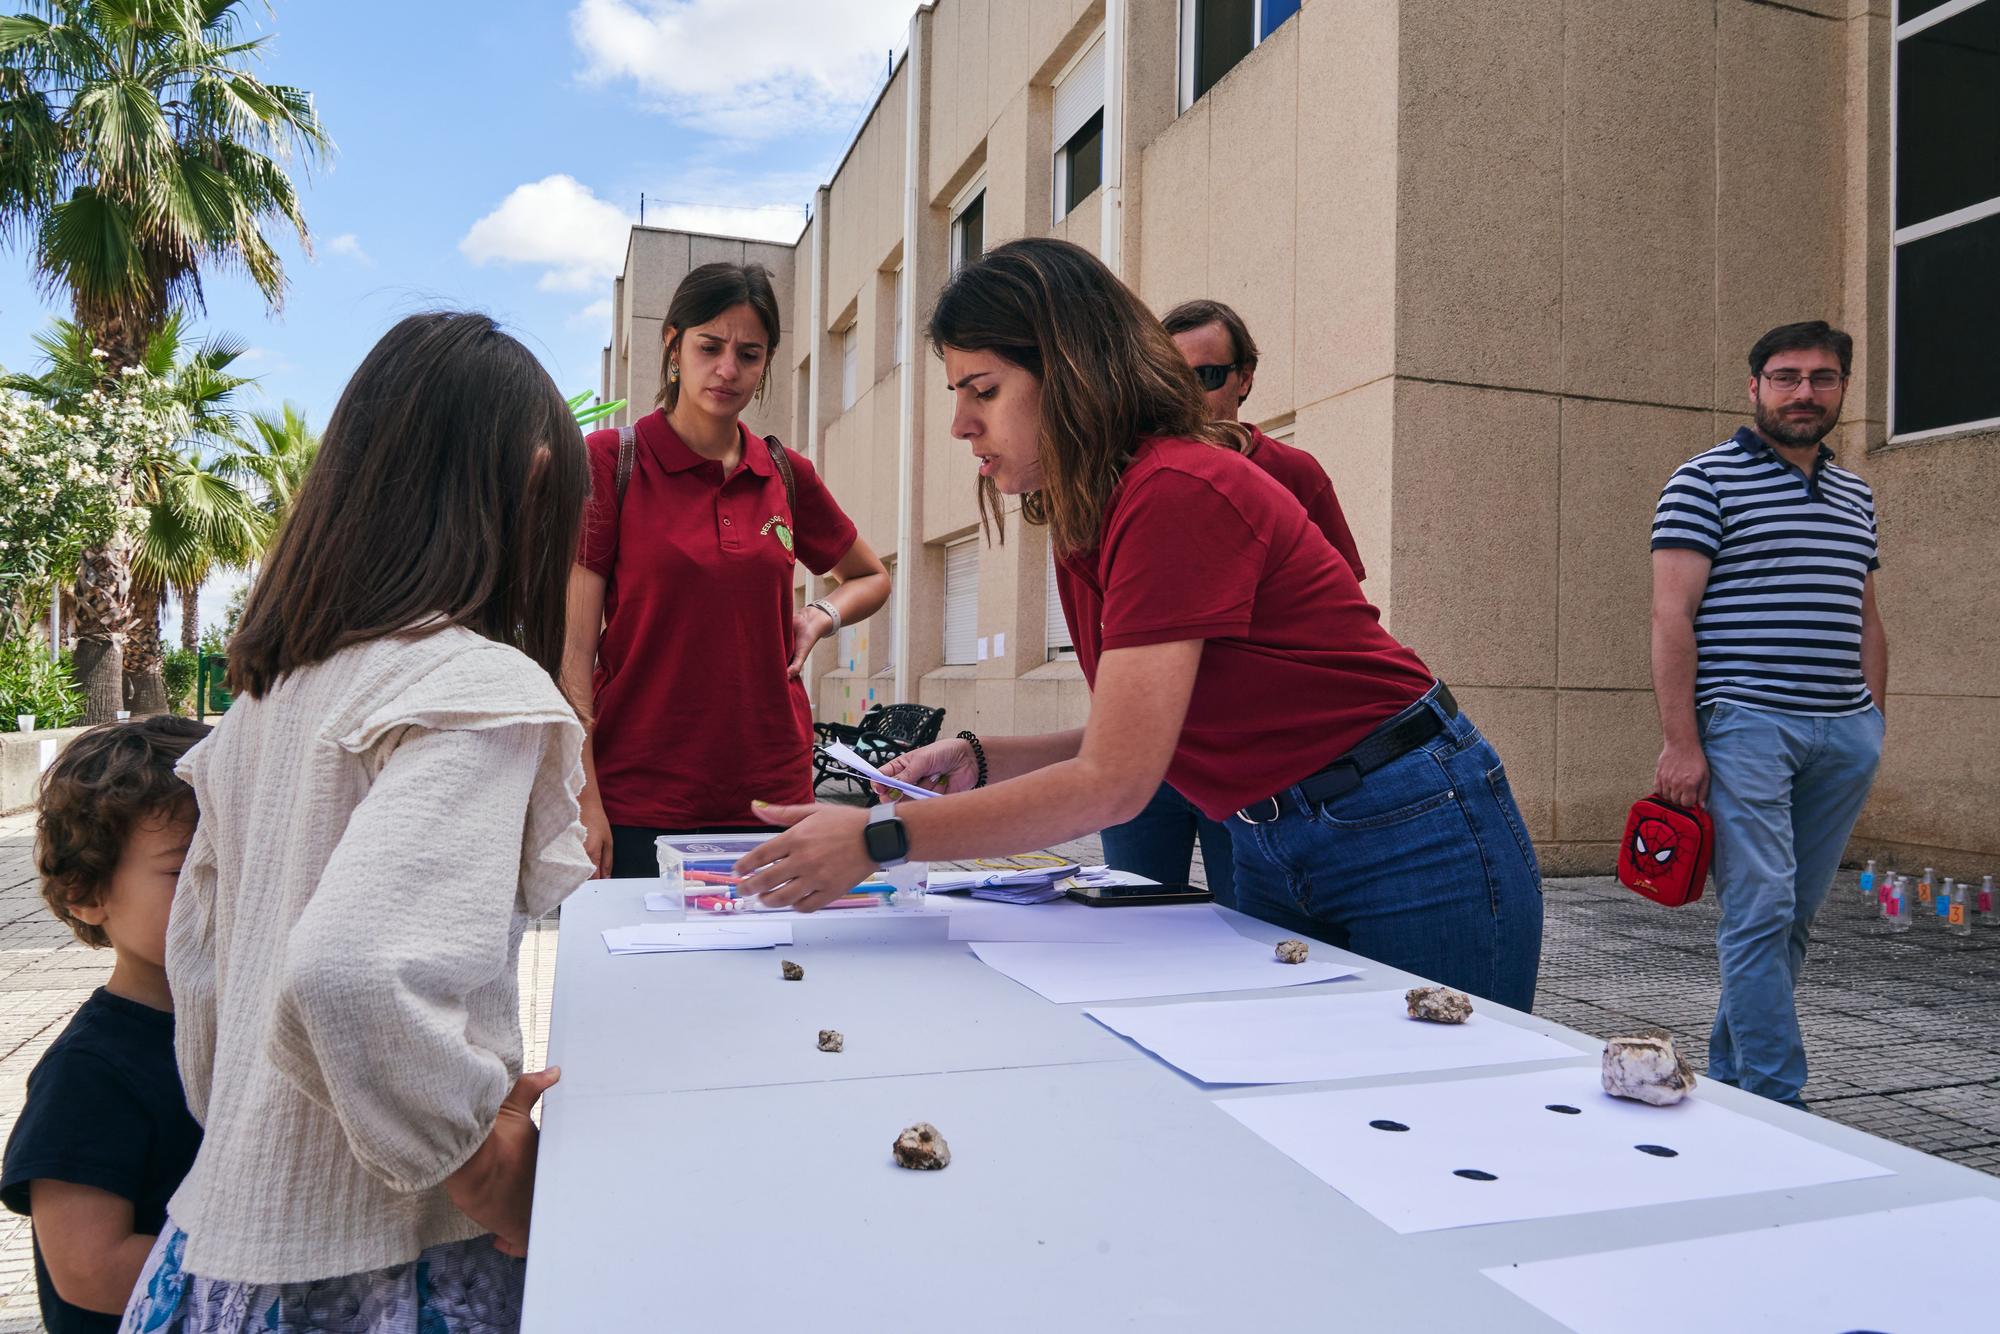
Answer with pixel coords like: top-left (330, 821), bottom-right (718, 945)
top-left (927, 865), bottom-right (1081, 904)
top-left (601, 920), bottom-right (793, 954)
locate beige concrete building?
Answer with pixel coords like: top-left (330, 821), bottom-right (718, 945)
top-left (603, 0), bottom-right (1999, 876)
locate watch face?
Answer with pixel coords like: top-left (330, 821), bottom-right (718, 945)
top-left (863, 817), bottom-right (909, 864)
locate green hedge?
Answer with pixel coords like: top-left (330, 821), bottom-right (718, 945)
top-left (0, 635), bottom-right (82, 730)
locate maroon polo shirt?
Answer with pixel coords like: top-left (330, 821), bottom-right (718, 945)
top-left (1244, 426), bottom-right (1367, 581)
top-left (580, 410), bottom-right (858, 828)
top-left (1055, 437), bottom-right (1433, 821)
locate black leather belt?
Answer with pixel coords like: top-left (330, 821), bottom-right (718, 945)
top-left (1235, 682), bottom-right (1459, 825)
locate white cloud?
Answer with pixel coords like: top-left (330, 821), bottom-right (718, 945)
top-left (570, 298), bottom-right (616, 329)
top-left (571, 0), bottom-right (913, 137)
top-left (647, 201), bottom-right (805, 244)
top-left (325, 232), bottom-right (373, 266)
top-left (460, 175), bottom-right (635, 293)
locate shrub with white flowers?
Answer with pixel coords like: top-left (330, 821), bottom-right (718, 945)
top-left (0, 367), bottom-right (178, 608)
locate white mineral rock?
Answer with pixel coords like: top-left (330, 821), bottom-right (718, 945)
top-left (1275, 939), bottom-right (1310, 964)
top-left (892, 1122), bottom-right (950, 1170)
top-left (1405, 985), bottom-right (1474, 1024)
top-left (818, 1029), bottom-right (843, 1053)
top-left (1601, 1034), bottom-right (1697, 1106)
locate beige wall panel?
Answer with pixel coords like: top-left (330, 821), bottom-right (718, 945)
top-left (974, 678), bottom-right (1020, 733)
top-left (1294, 0), bottom-right (1398, 406)
top-left (921, 373), bottom-right (981, 542)
top-left (1452, 686), bottom-right (1557, 843)
top-left (1394, 0), bottom-right (1562, 394)
top-left (1135, 100), bottom-right (1210, 312)
top-left (1117, 0), bottom-right (1183, 282)
top-left (918, 670), bottom-right (979, 732)
top-left (1867, 432), bottom-right (2000, 699)
top-left (1561, 0), bottom-right (1715, 408)
top-left (629, 317), bottom-right (665, 421)
top-left (1714, 1), bottom-right (1845, 411)
top-left (959, 0), bottom-right (994, 143)
top-left (868, 366), bottom-right (906, 558)
top-left (1841, 11), bottom-right (1892, 439)
top-left (1390, 380), bottom-right (1559, 688)
top-left (1029, 0), bottom-right (1098, 74)
top-left (687, 233), bottom-right (745, 273)
top-left (1855, 694), bottom-right (2000, 867)
top-left (626, 230), bottom-right (689, 318)
top-left (1013, 673), bottom-right (1069, 735)
top-left (1556, 399), bottom-right (1715, 691)
top-left (1055, 188), bottom-right (1104, 253)
top-left (927, 0), bottom-right (963, 201)
top-left (986, 91), bottom-right (1034, 246)
top-left (988, 0), bottom-right (1032, 97)
top-left (1205, 19), bottom-right (1299, 416)
top-left (790, 219), bottom-right (816, 372)
top-left (1293, 378), bottom-right (1395, 614)
top-left (1553, 688), bottom-right (1659, 845)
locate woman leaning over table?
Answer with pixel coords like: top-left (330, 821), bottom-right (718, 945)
top-left (735, 238), bottom-right (1544, 1010)
top-left (566, 263), bottom-right (890, 878)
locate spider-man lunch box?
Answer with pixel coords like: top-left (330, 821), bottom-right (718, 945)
top-left (1617, 795), bottom-right (1715, 907)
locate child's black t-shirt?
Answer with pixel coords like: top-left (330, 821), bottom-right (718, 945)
top-left (0, 988), bottom-right (202, 1333)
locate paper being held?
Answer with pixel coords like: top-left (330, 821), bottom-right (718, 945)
top-left (817, 740), bottom-right (939, 802)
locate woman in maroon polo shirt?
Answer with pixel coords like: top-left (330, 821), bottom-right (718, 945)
top-left (736, 239), bottom-right (1543, 1010)
top-left (566, 262), bottom-right (890, 878)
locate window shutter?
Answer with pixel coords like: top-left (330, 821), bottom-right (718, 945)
top-left (1044, 548), bottom-right (1073, 656)
top-left (1052, 33), bottom-right (1106, 153)
top-left (943, 539), bottom-right (979, 666)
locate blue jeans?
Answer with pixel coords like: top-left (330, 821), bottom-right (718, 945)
top-left (1228, 705), bottom-right (1544, 1011)
top-left (1100, 782), bottom-right (1238, 907)
top-left (1701, 699), bottom-right (1884, 1106)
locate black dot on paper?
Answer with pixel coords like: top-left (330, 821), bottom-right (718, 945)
top-left (1453, 1169), bottom-right (1499, 1181)
top-left (1634, 1144), bottom-right (1679, 1158)
top-left (1544, 1104), bottom-right (1582, 1115)
top-left (1368, 1119), bottom-right (1410, 1132)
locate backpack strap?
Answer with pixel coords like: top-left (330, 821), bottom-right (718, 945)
top-left (614, 424), bottom-right (636, 506)
top-left (765, 434), bottom-right (797, 516)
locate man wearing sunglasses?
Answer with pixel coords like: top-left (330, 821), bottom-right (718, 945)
top-left (1650, 320), bottom-right (1886, 1111)
top-left (1094, 300), bottom-right (1372, 907)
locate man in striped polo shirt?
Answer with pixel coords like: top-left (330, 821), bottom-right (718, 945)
top-left (1650, 320), bottom-right (1887, 1109)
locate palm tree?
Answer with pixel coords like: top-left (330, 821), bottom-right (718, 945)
top-left (235, 401), bottom-right (320, 530)
top-left (4, 313), bottom-right (268, 710)
top-left (0, 0), bottom-right (330, 719)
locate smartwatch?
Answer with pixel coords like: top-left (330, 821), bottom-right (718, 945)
top-left (863, 801), bottom-right (911, 868)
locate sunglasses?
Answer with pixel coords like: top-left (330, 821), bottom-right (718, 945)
top-left (1191, 362), bottom-right (1240, 392)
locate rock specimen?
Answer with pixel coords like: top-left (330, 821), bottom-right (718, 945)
top-left (817, 1029), bottom-right (843, 1053)
top-left (1405, 985), bottom-right (1474, 1024)
top-left (892, 1122), bottom-right (950, 1170)
top-left (1601, 1033), bottom-right (1697, 1106)
top-left (781, 959), bottom-right (804, 981)
top-left (1275, 939), bottom-right (1310, 964)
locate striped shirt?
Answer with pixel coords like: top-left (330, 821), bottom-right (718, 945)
top-left (1651, 426), bottom-right (1879, 716)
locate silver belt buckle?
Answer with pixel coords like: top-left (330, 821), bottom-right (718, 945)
top-left (1237, 795), bottom-right (1282, 826)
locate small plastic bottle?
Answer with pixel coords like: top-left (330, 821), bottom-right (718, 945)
top-left (1884, 878), bottom-right (1911, 933)
top-left (1859, 858), bottom-right (1877, 905)
top-left (1979, 874), bottom-right (1997, 928)
top-left (1880, 862), bottom-right (1899, 913)
top-left (1917, 867), bottom-right (1936, 911)
top-left (1948, 881), bottom-right (1972, 937)
top-left (651, 835), bottom-right (688, 921)
top-left (1936, 877), bottom-right (1955, 922)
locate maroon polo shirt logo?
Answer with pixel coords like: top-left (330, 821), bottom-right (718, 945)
top-left (759, 515), bottom-right (795, 553)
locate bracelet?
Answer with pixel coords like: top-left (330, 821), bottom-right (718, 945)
top-left (956, 730), bottom-right (989, 789)
top-left (808, 598), bottom-right (841, 634)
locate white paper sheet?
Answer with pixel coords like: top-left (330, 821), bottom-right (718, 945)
top-left (1084, 992), bottom-right (1585, 1085)
top-left (945, 896), bottom-right (1246, 945)
top-left (1484, 1197), bottom-right (2000, 1334)
top-left (601, 920), bottom-right (794, 954)
top-left (1216, 1067), bottom-right (1890, 1233)
top-left (816, 740), bottom-right (939, 802)
top-left (968, 939), bottom-right (1359, 1004)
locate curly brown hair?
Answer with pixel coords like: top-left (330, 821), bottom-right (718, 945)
top-left (36, 717), bottom-right (210, 948)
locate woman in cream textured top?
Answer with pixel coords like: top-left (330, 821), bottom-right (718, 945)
top-left (119, 313), bottom-right (596, 1333)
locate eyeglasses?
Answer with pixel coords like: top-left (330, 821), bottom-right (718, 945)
top-left (1760, 369), bottom-right (1846, 392)
top-left (1191, 363), bottom-right (1240, 391)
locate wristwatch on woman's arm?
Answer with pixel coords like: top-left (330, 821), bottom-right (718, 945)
top-left (808, 598), bottom-right (841, 634)
top-left (863, 802), bottom-right (910, 868)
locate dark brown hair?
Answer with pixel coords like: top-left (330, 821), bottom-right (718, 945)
top-left (36, 717), bottom-right (210, 948)
top-left (228, 312), bottom-right (590, 697)
top-left (1161, 298), bottom-right (1260, 372)
top-left (926, 238), bottom-right (1227, 557)
top-left (658, 262), bottom-right (784, 410)
top-left (1748, 320), bottom-right (1853, 378)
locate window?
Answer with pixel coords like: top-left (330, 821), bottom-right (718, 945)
top-left (951, 191), bottom-right (985, 272)
top-left (1053, 32), bottom-right (1107, 222)
top-left (942, 538), bottom-right (979, 666)
top-left (1892, 0), bottom-right (2000, 438)
top-left (1180, 0), bottom-right (1302, 109)
top-left (891, 266), bottom-right (905, 367)
top-left (1044, 548), bottom-right (1074, 660)
top-left (839, 324), bottom-right (859, 410)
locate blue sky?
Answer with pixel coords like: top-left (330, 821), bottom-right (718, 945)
top-left (1, 0), bottom-right (912, 453)
top-left (1, 0), bottom-right (916, 630)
